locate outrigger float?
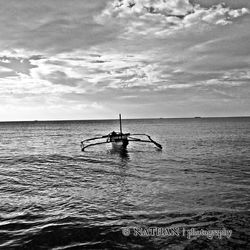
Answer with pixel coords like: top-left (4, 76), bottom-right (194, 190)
top-left (81, 114), bottom-right (162, 151)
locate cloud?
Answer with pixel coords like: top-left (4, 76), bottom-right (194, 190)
top-left (0, 55), bottom-right (37, 75)
top-left (42, 71), bottom-right (82, 87)
top-left (96, 0), bottom-right (249, 37)
top-left (0, 0), bottom-right (115, 53)
top-left (0, 0), bottom-right (249, 119)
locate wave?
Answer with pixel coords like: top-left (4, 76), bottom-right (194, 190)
top-left (0, 211), bottom-right (249, 249)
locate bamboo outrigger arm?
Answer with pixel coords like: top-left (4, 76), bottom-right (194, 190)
top-left (128, 134), bottom-right (162, 149)
top-left (81, 135), bottom-right (110, 151)
top-left (81, 141), bottom-right (111, 151)
top-left (81, 133), bottom-right (162, 151)
top-left (81, 135), bottom-right (109, 144)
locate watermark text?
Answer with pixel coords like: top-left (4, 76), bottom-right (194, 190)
top-left (121, 226), bottom-right (232, 240)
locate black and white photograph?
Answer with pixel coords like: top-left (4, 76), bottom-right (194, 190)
top-left (0, 0), bottom-right (249, 249)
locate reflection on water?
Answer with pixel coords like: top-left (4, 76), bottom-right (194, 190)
top-left (109, 148), bottom-right (130, 162)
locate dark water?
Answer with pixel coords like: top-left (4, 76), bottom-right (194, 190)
top-left (0, 117), bottom-right (249, 249)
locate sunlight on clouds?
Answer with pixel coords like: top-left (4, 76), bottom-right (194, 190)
top-left (0, 101), bottom-right (104, 121)
top-left (52, 50), bottom-right (158, 90)
top-left (0, 73), bottom-right (78, 96)
top-left (1, 44), bottom-right (249, 106)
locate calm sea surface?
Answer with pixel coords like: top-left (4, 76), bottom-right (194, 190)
top-left (0, 118), bottom-right (249, 249)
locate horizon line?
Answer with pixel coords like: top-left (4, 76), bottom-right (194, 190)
top-left (0, 115), bottom-right (249, 123)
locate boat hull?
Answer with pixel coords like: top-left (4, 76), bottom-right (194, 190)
top-left (111, 140), bottom-right (128, 150)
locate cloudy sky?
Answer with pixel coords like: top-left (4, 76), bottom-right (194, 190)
top-left (0, 0), bottom-right (249, 120)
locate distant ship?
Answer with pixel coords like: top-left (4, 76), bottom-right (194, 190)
top-left (194, 117), bottom-right (201, 119)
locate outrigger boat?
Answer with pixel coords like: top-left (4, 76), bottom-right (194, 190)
top-left (81, 114), bottom-right (162, 151)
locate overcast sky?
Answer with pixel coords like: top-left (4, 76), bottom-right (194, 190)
top-left (0, 0), bottom-right (249, 120)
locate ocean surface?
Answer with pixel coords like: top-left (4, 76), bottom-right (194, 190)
top-left (0, 117), bottom-right (249, 249)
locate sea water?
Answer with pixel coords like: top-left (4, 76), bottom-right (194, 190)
top-left (0, 117), bottom-right (249, 249)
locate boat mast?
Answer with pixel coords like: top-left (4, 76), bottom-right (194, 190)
top-left (119, 114), bottom-right (122, 134)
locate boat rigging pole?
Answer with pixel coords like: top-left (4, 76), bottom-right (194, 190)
top-left (119, 114), bottom-right (122, 134)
